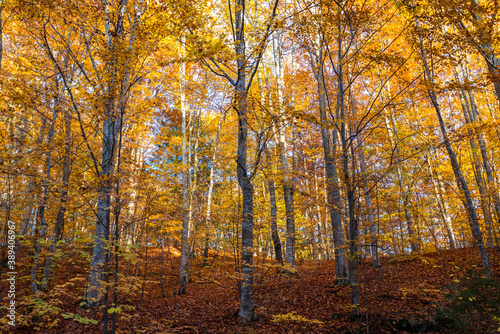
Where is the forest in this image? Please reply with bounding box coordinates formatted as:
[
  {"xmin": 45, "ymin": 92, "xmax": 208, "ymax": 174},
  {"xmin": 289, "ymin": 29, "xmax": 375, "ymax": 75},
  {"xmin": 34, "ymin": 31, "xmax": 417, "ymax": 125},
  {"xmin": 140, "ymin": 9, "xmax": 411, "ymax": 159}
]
[{"xmin": 1, "ymin": 0, "xmax": 500, "ymax": 333}]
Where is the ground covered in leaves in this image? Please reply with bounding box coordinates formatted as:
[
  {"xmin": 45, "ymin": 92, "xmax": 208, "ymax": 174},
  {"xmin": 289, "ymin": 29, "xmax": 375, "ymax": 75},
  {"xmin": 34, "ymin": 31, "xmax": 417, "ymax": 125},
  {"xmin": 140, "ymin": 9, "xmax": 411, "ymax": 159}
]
[{"xmin": 2, "ymin": 246, "xmax": 500, "ymax": 333}]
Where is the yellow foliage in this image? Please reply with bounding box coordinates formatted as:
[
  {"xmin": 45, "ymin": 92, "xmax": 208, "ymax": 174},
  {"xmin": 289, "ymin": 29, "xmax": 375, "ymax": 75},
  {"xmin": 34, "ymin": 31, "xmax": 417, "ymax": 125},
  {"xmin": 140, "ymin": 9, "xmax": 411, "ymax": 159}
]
[{"xmin": 271, "ymin": 311, "xmax": 324, "ymax": 326}]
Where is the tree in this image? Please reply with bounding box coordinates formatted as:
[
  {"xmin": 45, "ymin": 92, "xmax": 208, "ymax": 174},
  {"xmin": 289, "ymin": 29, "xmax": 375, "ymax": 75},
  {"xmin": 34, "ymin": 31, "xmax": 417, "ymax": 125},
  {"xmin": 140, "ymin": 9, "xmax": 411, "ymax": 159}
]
[
  {"xmin": 412, "ymin": 12, "xmax": 491, "ymax": 276},
  {"xmin": 197, "ymin": 0, "xmax": 279, "ymax": 321}
]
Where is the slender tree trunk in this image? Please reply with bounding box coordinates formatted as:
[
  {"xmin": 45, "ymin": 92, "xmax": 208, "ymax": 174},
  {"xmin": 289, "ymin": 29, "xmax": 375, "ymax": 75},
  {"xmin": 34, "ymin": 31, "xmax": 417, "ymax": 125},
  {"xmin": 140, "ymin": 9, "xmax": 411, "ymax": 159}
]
[
  {"xmin": 14, "ymin": 180, "xmax": 35, "ymax": 255},
  {"xmin": 457, "ymin": 83, "xmax": 494, "ymax": 248},
  {"xmin": 310, "ymin": 47, "xmax": 348, "ymax": 281},
  {"xmin": 14, "ymin": 116, "xmax": 46, "ymax": 255},
  {"xmin": 186, "ymin": 113, "xmax": 200, "ymax": 276},
  {"xmin": 40, "ymin": 106, "xmax": 72, "ymax": 290},
  {"xmin": 202, "ymin": 113, "xmax": 225, "ymax": 266},
  {"xmin": 427, "ymin": 154, "xmax": 457, "ymax": 249},
  {"xmin": 258, "ymin": 68, "xmax": 283, "ymax": 265},
  {"xmin": 110, "ymin": 100, "xmax": 126, "ymax": 334},
  {"xmin": 309, "ymin": 160, "xmax": 329, "ymax": 260},
  {"xmin": 291, "ymin": 50, "xmax": 298, "ymax": 260},
  {"xmin": 178, "ymin": 46, "xmax": 191, "ymax": 294},
  {"xmin": 381, "ymin": 109, "xmax": 419, "ymax": 253},
  {"xmin": 272, "ymin": 32, "xmax": 295, "ymax": 268},
  {"xmin": 336, "ymin": 29, "xmax": 359, "ymax": 309},
  {"xmin": 463, "ymin": 76, "xmax": 500, "ymax": 244},
  {"xmin": 418, "ymin": 34, "xmax": 490, "ymax": 276},
  {"xmin": 235, "ymin": 0, "xmax": 256, "ymax": 322},
  {"xmin": 31, "ymin": 103, "xmax": 58, "ymax": 293},
  {"xmin": 268, "ymin": 179, "xmax": 283, "ymax": 264},
  {"xmin": 350, "ymin": 81, "xmax": 378, "ymax": 266},
  {"xmin": 307, "ymin": 210, "xmax": 318, "ymax": 260},
  {"xmin": 211, "ymin": 0, "xmax": 277, "ymax": 321}
]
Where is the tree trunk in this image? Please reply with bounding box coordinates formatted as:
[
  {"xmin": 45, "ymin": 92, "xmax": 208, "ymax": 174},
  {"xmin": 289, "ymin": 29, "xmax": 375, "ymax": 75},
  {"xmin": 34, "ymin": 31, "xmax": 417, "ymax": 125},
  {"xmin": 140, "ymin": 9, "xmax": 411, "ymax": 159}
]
[
  {"xmin": 85, "ymin": 0, "xmax": 127, "ymax": 304},
  {"xmin": 418, "ymin": 34, "xmax": 490, "ymax": 276},
  {"xmin": 204, "ymin": 0, "xmax": 278, "ymax": 321},
  {"xmin": 309, "ymin": 160, "xmax": 329, "ymax": 260},
  {"xmin": 40, "ymin": 105, "xmax": 72, "ymax": 291},
  {"xmin": 381, "ymin": 109, "xmax": 419, "ymax": 253},
  {"xmin": 350, "ymin": 80, "xmax": 378, "ymax": 266},
  {"xmin": 310, "ymin": 44, "xmax": 348, "ymax": 281},
  {"xmin": 258, "ymin": 67, "xmax": 283, "ymax": 265},
  {"xmin": 235, "ymin": 0, "xmax": 256, "ymax": 322},
  {"xmin": 268, "ymin": 179, "xmax": 283, "ymax": 264},
  {"xmin": 336, "ymin": 30, "xmax": 359, "ymax": 309},
  {"xmin": 31, "ymin": 103, "xmax": 58, "ymax": 293},
  {"xmin": 14, "ymin": 115, "xmax": 46, "ymax": 257},
  {"xmin": 427, "ymin": 154, "xmax": 457, "ymax": 249},
  {"xmin": 178, "ymin": 42, "xmax": 191, "ymax": 294},
  {"xmin": 457, "ymin": 83, "xmax": 494, "ymax": 248},
  {"xmin": 202, "ymin": 112, "xmax": 225, "ymax": 266},
  {"xmin": 291, "ymin": 51, "xmax": 299, "ymax": 261},
  {"xmin": 14, "ymin": 180, "xmax": 35, "ymax": 256},
  {"xmin": 86, "ymin": 111, "xmax": 118, "ymax": 304},
  {"xmin": 272, "ymin": 32, "xmax": 295, "ymax": 268},
  {"xmin": 463, "ymin": 75, "xmax": 500, "ymax": 245}
]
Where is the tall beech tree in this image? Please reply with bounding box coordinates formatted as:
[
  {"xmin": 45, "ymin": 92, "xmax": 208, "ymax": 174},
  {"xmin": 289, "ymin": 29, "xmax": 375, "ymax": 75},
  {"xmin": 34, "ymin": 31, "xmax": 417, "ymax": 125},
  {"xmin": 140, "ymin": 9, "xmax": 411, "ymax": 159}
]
[
  {"xmin": 412, "ymin": 13, "xmax": 491, "ymax": 276},
  {"xmin": 198, "ymin": 0, "xmax": 279, "ymax": 321}
]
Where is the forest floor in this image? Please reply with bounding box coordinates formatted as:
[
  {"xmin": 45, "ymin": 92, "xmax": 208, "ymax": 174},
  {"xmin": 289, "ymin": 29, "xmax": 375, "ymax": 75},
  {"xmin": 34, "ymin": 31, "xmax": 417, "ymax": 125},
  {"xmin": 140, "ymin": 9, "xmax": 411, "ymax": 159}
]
[{"xmin": 2, "ymin": 246, "xmax": 500, "ymax": 333}]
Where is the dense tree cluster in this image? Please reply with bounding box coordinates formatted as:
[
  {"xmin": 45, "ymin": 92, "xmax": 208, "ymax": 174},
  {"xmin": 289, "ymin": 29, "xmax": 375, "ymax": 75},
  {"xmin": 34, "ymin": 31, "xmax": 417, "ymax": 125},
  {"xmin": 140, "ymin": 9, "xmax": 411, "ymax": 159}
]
[{"xmin": 0, "ymin": 0, "xmax": 499, "ymax": 330}]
